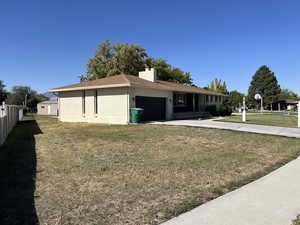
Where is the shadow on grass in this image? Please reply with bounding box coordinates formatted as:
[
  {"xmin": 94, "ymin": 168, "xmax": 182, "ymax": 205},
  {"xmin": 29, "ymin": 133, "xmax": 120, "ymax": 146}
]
[{"xmin": 0, "ymin": 119, "xmax": 42, "ymax": 225}]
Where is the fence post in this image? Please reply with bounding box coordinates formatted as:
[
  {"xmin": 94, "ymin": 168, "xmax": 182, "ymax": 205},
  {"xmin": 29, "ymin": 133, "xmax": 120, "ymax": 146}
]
[{"xmin": 19, "ymin": 108, "xmax": 23, "ymax": 121}]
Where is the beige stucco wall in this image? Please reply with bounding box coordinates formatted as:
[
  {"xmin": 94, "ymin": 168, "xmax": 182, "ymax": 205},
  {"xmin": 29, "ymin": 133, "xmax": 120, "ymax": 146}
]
[
  {"xmin": 58, "ymin": 88, "xmax": 129, "ymax": 124},
  {"xmin": 129, "ymin": 87, "xmax": 173, "ymax": 120},
  {"xmin": 37, "ymin": 103, "xmax": 58, "ymax": 116},
  {"xmin": 58, "ymin": 86, "xmax": 225, "ymax": 124}
]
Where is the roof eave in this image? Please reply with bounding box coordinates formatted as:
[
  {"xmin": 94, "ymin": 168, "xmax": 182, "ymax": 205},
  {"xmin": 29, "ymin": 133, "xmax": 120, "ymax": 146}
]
[
  {"xmin": 49, "ymin": 83, "xmax": 131, "ymax": 92},
  {"xmin": 50, "ymin": 81, "xmax": 225, "ymax": 96},
  {"xmin": 131, "ymin": 83, "xmax": 225, "ymax": 95}
]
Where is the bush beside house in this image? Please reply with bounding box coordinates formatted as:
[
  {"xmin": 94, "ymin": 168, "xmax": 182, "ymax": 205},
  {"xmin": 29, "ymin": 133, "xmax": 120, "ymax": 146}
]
[{"xmin": 206, "ymin": 104, "xmax": 232, "ymax": 117}]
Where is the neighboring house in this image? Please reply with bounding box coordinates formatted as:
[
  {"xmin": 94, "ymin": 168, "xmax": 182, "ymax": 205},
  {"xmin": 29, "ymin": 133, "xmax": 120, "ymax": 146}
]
[
  {"xmin": 275, "ymin": 99, "xmax": 299, "ymax": 111},
  {"xmin": 50, "ymin": 68, "xmax": 225, "ymax": 124},
  {"xmin": 37, "ymin": 97, "xmax": 58, "ymax": 116}
]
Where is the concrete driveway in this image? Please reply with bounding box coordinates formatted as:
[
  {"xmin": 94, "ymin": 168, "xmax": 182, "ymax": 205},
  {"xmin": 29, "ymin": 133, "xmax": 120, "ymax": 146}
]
[{"xmin": 151, "ymin": 119, "xmax": 300, "ymax": 138}]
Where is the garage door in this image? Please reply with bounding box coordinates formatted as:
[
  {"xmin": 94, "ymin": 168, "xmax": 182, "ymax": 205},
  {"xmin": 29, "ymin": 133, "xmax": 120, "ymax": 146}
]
[{"xmin": 135, "ymin": 96, "xmax": 166, "ymax": 121}]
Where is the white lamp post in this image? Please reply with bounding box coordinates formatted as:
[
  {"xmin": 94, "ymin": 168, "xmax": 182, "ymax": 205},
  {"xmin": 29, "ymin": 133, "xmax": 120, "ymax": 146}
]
[{"xmin": 242, "ymin": 97, "xmax": 247, "ymax": 122}]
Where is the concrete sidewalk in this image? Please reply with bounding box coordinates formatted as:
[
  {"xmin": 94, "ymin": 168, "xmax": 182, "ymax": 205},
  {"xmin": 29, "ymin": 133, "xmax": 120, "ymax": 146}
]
[
  {"xmin": 161, "ymin": 156, "xmax": 300, "ymax": 225},
  {"xmin": 151, "ymin": 120, "xmax": 300, "ymax": 138}
]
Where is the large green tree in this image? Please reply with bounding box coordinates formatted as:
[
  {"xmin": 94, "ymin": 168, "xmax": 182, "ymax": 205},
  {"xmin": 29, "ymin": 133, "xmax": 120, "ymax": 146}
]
[
  {"xmin": 206, "ymin": 78, "xmax": 228, "ymax": 94},
  {"xmin": 227, "ymin": 90, "xmax": 245, "ymax": 110},
  {"xmin": 81, "ymin": 40, "xmax": 192, "ymax": 85},
  {"xmin": 84, "ymin": 40, "xmax": 147, "ymax": 80},
  {"xmin": 247, "ymin": 66, "xmax": 281, "ymax": 107},
  {"xmin": 0, "ymin": 80, "xmax": 7, "ymax": 104},
  {"xmin": 145, "ymin": 58, "xmax": 192, "ymax": 85}
]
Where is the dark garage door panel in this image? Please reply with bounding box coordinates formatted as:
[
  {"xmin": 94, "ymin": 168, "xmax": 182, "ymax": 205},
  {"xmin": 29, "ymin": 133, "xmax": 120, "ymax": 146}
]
[{"xmin": 135, "ymin": 96, "xmax": 166, "ymax": 121}]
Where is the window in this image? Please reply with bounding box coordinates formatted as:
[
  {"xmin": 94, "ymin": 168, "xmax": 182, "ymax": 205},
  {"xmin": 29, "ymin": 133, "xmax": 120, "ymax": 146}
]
[
  {"xmin": 94, "ymin": 90, "xmax": 98, "ymax": 114},
  {"xmin": 41, "ymin": 106, "xmax": 45, "ymax": 109},
  {"xmin": 82, "ymin": 90, "xmax": 86, "ymax": 114},
  {"xmin": 206, "ymin": 95, "xmax": 209, "ymax": 103},
  {"xmin": 174, "ymin": 93, "xmax": 187, "ymax": 106}
]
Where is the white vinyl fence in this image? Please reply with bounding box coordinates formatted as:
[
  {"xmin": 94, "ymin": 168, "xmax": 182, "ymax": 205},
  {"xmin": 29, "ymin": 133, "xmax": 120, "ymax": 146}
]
[{"xmin": 0, "ymin": 104, "xmax": 23, "ymax": 146}]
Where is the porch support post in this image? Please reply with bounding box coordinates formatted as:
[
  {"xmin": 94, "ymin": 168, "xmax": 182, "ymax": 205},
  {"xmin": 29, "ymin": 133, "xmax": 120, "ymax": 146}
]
[
  {"xmin": 278, "ymin": 103, "xmax": 281, "ymax": 111},
  {"xmin": 193, "ymin": 94, "xmax": 195, "ymax": 112}
]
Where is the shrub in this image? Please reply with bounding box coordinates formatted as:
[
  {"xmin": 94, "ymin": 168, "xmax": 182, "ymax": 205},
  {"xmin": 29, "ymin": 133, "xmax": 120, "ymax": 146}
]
[
  {"xmin": 205, "ymin": 104, "xmax": 232, "ymax": 117},
  {"xmin": 217, "ymin": 104, "xmax": 232, "ymax": 116},
  {"xmin": 205, "ymin": 105, "xmax": 218, "ymax": 116}
]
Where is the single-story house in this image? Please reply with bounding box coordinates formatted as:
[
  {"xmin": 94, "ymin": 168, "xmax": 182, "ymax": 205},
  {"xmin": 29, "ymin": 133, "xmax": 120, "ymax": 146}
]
[
  {"xmin": 50, "ymin": 68, "xmax": 225, "ymax": 124},
  {"xmin": 37, "ymin": 98, "xmax": 58, "ymax": 116},
  {"xmin": 275, "ymin": 99, "xmax": 299, "ymax": 111}
]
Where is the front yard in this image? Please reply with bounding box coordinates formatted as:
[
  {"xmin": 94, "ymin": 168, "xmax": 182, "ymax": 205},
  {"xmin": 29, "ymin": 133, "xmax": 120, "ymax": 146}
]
[
  {"xmin": 1, "ymin": 115, "xmax": 300, "ymax": 225},
  {"xmin": 221, "ymin": 113, "xmax": 298, "ymax": 128}
]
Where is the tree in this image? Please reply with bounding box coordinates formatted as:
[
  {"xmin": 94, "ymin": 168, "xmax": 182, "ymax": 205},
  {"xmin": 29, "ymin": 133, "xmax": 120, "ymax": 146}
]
[
  {"xmin": 81, "ymin": 40, "xmax": 193, "ymax": 85},
  {"xmin": 6, "ymin": 86, "xmax": 45, "ymax": 111},
  {"xmin": 0, "ymin": 80, "xmax": 7, "ymax": 103},
  {"xmin": 145, "ymin": 58, "xmax": 192, "ymax": 85},
  {"xmin": 226, "ymin": 90, "xmax": 245, "ymax": 110},
  {"xmin": 207, "ymin": 78, "xmax": 228, "ymax": 94},
  {"xmin": 36, "ymin": 94, "xmax": 49, "ymax": 103},
  {"xmin": 247, "ymin": 65, "xmax": 281, "ymax": 108},
  {"xmin": 278, "ymin": 88, "xmax": 299, "ymax": 100},
  {"xmin": 83, "ymin": 40, "xmax": 147, "ymax": 80}
]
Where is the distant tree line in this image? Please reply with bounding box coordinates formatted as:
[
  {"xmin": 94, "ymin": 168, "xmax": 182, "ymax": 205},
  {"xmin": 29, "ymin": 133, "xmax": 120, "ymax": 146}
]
[
  {"xmin": 0, "ymin": 81, "xmax": 48, "ymax": 111},
  {"xmin": 206, "ymin": 65, "xmax": 299, "ymax": 111},
  {"xmin": 82, "ymin": 41, "xmax": 299, "ymax": 110}
]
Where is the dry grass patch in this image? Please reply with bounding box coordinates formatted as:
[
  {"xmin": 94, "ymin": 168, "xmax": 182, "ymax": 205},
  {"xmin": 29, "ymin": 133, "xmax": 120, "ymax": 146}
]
[{"xmin": 1, "ymin": 115, "xmax": 300, "ymax": 225}]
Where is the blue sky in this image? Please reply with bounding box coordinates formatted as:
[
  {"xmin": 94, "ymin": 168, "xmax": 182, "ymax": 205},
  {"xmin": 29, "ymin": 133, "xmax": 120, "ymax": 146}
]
[{"xmin": 1, "ymin": 0, "xmax": 299, "ymax": 94}]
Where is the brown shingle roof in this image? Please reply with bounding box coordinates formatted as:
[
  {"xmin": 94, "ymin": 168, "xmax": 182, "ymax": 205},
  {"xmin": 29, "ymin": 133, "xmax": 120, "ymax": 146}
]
[{"xmin": 51, "ymin": 74, "xmax": 225, "ymax": 96}]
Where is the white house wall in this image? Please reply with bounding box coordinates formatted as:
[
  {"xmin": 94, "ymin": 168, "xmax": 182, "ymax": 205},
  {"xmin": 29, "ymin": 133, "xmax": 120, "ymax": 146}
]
[
  {"xmin": 58, "ymin": 88, "xmax": 129, "ymax": 124},
  {"xmin": 37, "ymin": 103, "xmax": 58, "ymax": 115}
]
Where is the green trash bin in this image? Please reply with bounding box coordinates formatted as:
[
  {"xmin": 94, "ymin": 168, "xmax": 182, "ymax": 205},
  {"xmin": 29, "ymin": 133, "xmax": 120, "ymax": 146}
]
[{"xmin": 130, "ymin": 108, "xmax": 144, "ymax": 123}]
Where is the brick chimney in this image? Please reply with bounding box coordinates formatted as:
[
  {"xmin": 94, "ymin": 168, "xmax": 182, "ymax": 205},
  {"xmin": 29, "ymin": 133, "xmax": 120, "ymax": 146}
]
[{"xmin": 138, "ymin": 68, "xmax": 157, "ymax": 82}]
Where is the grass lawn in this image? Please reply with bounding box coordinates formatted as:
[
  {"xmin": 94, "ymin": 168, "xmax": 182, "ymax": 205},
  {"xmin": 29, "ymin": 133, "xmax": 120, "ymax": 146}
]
[
  {"xmin": 1, "ymin": 115, "xmax": 300, "ymax": 225},
  {"xmin": 220, "ymin": 113, "xmax": 298, "ymax": 128}
]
